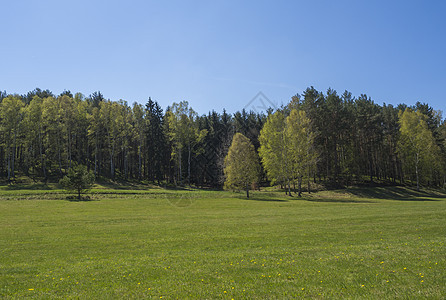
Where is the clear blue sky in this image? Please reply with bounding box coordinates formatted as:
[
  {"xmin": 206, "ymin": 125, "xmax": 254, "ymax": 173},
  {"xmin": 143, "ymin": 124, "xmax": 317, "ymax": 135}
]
[{"xmin": 1, "ymin": 0, "xmax": 445, "ymax": 115}]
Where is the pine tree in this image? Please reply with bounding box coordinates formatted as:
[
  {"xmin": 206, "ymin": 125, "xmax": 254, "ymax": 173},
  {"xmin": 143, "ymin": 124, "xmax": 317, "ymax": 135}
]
[
  {"xmin": 145, "ymin": 98, "xmax": 167, "ymax": 183},
  {"xmin": 60, "ymin": 164, "xmax": 95, "ymax": 200}
]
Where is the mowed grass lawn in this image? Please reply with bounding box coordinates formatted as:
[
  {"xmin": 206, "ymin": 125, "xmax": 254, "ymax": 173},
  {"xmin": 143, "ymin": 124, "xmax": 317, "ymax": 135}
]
[{"xmin": 0, "ymin": 185, "xmax": 445, "ymax": 299}]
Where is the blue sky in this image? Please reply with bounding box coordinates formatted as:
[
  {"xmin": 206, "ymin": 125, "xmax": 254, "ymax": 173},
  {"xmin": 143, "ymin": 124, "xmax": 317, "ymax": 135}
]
[{"xmin": 1, "ymin": 0, "xmax": 445, "ymax": 115}]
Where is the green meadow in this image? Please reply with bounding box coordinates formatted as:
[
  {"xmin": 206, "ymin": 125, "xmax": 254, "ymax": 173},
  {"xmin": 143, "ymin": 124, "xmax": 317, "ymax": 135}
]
[{"xmin": 0, "ymin": 184, "xmax": 445, "ymax": 299}]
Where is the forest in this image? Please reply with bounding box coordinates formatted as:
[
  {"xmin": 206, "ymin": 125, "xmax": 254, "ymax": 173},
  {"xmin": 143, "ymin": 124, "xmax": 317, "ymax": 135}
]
[{"xmin": 0, "ymin": 87, "xmax": 445, "ymax": 191}]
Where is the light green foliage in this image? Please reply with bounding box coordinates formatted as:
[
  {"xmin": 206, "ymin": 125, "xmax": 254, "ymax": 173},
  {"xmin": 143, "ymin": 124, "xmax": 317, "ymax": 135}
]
[
  {"xmin": 0, "ymin": 96, "xmax": 25, "ymax": 180},
  {"xmin": 259, "ymin": 109, "xmax": 316, "ymax": 195},
  {"xmin": 258, "ymin": 111, "xmax": 289, "ymax": 186},
  {"xmin": 398, "ymin": 109, "xmax": 442, "ymax": 190},
  {"xmin": 286, "ymin": 110, "xmax": 316, "ymax": 195},
  {"xmin": 99, "ymin": 100, "xmax": 123, "ymax": 177},
  {"xmin": 0, "ymin": 96, "xmax": 24, "ymax": 133},
  {"xmin": 167, "ymin": 101, "xmax": 207, "ymax": 184},
  {"xmin": 224, "ymin": 133, "xmax": 260, "ymax": 197},
  {"xmin": 286, "ymin": 110, "xmax": 314, "ymax": 175},
  {"xmin": 133, "ymin": 103, "xmax": 146, "ymax": 179},
  {"xmin": 42, "ymin": 96, "xmax": 65, "ymax": 173},
  {"xmin": 23, "ymin": 96, "xmax": 46, "ymax": 177},
  {"xmin": 59, "ymin": 164, "xmax": 95, "ymax": 200}
]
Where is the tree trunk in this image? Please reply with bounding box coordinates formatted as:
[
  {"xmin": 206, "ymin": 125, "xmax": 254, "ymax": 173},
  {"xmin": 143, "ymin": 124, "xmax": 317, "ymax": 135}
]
[
  {"xmin": 39, "ymin": 130, "xmax": 46, "ymax": 179},
  {"xmin": 178, "ymin": 146, "xmax": 182, "ymax": 185},
  {"xmin": 7, "ymin": 147, "xmax": 11, "ymax": 183},
  {"xmin": 67, "ymin": 130, "xmax": 72, "ymax": 169},
  {"xmin": 57, "ymin": 134, "xmax": 63, "ymax": 175},
  {"xmin": 415, "ymin": 153, "xmax": 420, "ymax": 192},
  {"xmin": 246, "ymin": 183, "xmax": 249, "ymax": 198},
  {"xmin": 308, "ymin": 166, "xmax": 311, "ymax": 194},
  {"xmin": 110, "ymin": 148, "xmax": 114, "ymax": 178},
  {"xmin": 12, "ymin": 133, "xmax": 17, "ymax": 178},
  {"xmin": 124, "ymin": 146, "xmax": 128, "ymax": 179},
  {"xmin": 298, "ymin": 175, "xmax": 303, "ymax": 197},
  {"xmin": 94, "ymin": 134, "xmax": 98, "ymax": 177},
  {"xmin": 188, "ymin": 143, "xmax": 191, "ymax": 186},
  {"xmin": 138, "ymin": 141, "xmax": 142, "ymax": 180}
]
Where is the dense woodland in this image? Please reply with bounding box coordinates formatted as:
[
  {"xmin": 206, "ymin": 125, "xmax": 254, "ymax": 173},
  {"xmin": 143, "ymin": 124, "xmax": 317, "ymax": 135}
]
[{"xmin": 0, "ymin": 87, "xmax": 445, "ymax": 191}]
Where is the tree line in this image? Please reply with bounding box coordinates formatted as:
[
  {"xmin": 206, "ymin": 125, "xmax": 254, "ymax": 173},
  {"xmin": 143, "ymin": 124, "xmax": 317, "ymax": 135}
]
[{"xmin": 0, "ymin": 87, "xmax": 445, "ymax": 191}]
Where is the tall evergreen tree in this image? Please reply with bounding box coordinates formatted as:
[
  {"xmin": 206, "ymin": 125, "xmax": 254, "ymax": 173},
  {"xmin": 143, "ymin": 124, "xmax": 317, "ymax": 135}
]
[{"xmin": 145, "ymin": 98, "xmax": 167, "ymax": 183}]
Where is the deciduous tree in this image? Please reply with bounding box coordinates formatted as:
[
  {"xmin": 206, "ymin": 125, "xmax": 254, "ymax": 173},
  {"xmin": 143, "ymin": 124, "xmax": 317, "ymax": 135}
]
[
  {"xmin": 286, "ymin": 109, "xmax": 316, "ymax": 196},
  {"xmin": 398, "ymin": 109, "xmax": 441, "ymax": 191},
  {"xmin": 0, "ymin": 96, "xmax": 24, "ymax": 181},
  {"xmin": 224, "ymin": 133, "xmax": 260, "ymax": 198}
]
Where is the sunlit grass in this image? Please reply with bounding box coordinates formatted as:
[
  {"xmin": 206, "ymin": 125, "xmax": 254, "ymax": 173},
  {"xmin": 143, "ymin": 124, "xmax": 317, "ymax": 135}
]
[{"xmin": 0, "ymin": 185, "xmax": 445, "ymax": 298}]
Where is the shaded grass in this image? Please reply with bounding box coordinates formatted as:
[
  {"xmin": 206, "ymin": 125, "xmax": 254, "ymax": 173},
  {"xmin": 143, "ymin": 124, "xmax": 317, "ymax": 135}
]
[
  {"xmin": 0, "ymin": 185, "xmax": 445, "ymax": 298},
  {"xmin": 346, "ymin": 186, "xmax": 446, "ymax": 201}
]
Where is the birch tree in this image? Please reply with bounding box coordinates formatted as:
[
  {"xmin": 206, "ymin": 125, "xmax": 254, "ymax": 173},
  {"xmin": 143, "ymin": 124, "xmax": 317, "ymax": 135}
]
[
  {"xmin": 258, "ymin": 111, "xmax": 292, "ymax": 195},
  {"xmin": 224, "ymin": 133, "xmax": 260, "ymax": 198},
  {"xmin": 286, "ymin": 109, "xmax": 315, "ymax": 196},
  {"xmin": 0, "ymin": 96, "xmax": 24, "ymax": 181},
  {"xmin": 398, "ymin": 109, "xmax": 441, "ymax": 191}
]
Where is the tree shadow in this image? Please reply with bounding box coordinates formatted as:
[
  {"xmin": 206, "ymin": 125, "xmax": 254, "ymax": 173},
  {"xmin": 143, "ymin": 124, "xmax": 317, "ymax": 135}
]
[
  {"xmin": 2, "ymin": 183, "xmax": 54, "ymax": 191},
  {"xmin": 346, "ymin": 186, "xmax": 444, "ymax": 202},
  {"xmin": 65, "ymin": 195, "xmax": 97, "ymax": 202},
  {"xmin": 306, "ymin": 198, "xmax": 376, "ymax": 204},
  {"xmin": 238, "ymin": 196, "xmax": 289, "ymax": 202},
  {"xmin": 163, "ymin": 185, "xmax": 194, "ymax": 191}
]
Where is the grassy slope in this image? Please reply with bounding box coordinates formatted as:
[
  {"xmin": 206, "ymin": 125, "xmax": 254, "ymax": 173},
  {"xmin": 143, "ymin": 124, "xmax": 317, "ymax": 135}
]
[{"xmin": 0, "ymin": 185, "xmax": 445, "ymax": 299}]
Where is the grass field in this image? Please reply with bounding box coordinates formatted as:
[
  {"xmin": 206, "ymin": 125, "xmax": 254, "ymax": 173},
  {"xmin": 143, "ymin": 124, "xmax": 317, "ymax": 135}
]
[{"xmin": 0, "ymin": 184, "xmax": 445, "ymax": 299}]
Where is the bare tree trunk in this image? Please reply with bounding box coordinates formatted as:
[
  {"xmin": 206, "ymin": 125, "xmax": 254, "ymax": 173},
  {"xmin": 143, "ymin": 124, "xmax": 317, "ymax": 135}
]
[
  {"xmin": 110, "ymin": 144, "xmax": 115, "ymax": 178},
  {"xmin": 39, "ymin": 130, "xmax": 46, "ymax": 179},
  {"xmin": 56, "ymin": 131, "xmax": 63, "ymax": 175},
  {"xmin": 415, "ymin": 153, "xmax": 420, "ymax": 192},
  {"xmin": 12, "ymin": 133, "xmax": 17, "ymax": 179},
  {"xmin": 178, "ymin": 146, "xmax": 182, "ymax": 185},
  {"xmin": 308, "ymin": 165, "xmax": 311, "ymax": 194},
  {"xmin": 188, "ymin": 143, "xmax": 191, "ymax": 186},
  {"xmin": 138, "ymin": 141, "xmax": 142, "ymax": 180},
  {"xmin": 67, "ymin": 130, "xmax": 72, "ymax": 169},
  {"xmin": 7, "ymin": 147, "xmax": 11, "ymax": 183},
  {"xmin": 94, "ymin": 137, "xmax": 98, "ymax": 177},
  {"xmin": 123, "ymin": 146, "xmax": 128, "ymax": 179},
  {"xmin": 298, "ymin": 175, "xmax": 303, "ymax": 197}
]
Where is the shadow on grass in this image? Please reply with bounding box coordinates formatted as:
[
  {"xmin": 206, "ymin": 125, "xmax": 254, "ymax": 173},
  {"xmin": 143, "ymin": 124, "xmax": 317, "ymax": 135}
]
[
  {"xmin": 2, "ymin": 183, "xmax": 54, "ymax": 191},
  {"xmin": 346, "ymin": 186, "xmax": 444, "ymax": 201},
  {"xmin": 95, "ymin": 180, "xmax": 149, "ymax": 190},
  {"xmin": 306, "ymin": 198, "xmax": 376, "ymax": 204},
  {"xmin": 232, "ymin": 193, "xmax": 289, "ymax": 202},
  {"xmin": 163, "ymin": 185, "xmax": 195, "ymax": 191},
  {"xmin": 65, "ymin": 196, "xmax": 98, "ymax": 202},
  {"xmin": 242, "ymin": 197, "xmax": 289, "ymax": 202}
]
